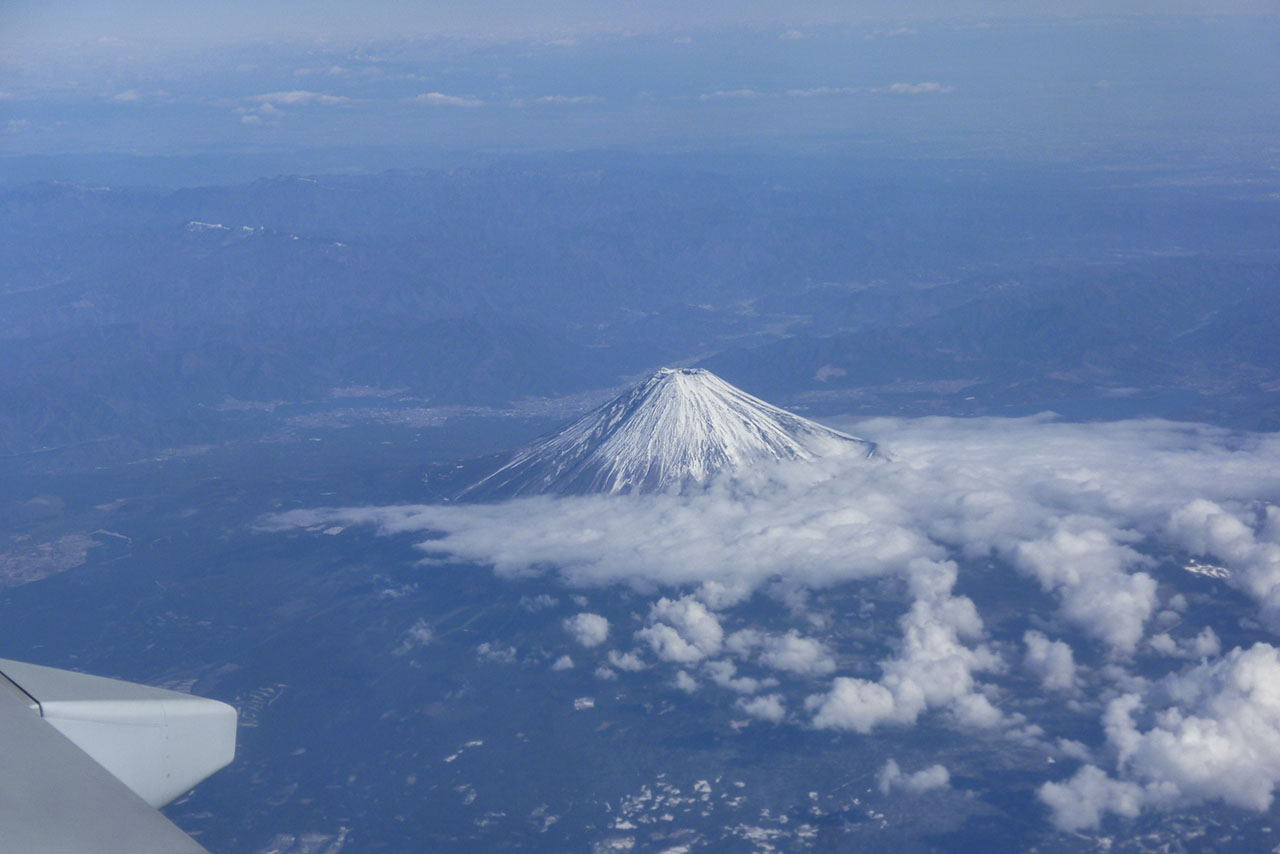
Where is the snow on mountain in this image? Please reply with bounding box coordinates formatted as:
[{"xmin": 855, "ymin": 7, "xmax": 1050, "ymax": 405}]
[{"xmin": 462, "ymin": 368, "xmax": 875, "ymax": 498}]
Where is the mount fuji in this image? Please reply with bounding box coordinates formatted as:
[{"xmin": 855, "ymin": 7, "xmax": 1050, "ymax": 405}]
[{"xmin": 461, "ymin": 367, "xmax": 875, "ymax": 498}]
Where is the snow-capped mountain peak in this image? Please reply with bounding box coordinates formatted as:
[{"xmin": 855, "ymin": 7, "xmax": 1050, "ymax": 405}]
[{"xmin": 463, "ymin": 367, "xmax": 874, "ymax": 497}]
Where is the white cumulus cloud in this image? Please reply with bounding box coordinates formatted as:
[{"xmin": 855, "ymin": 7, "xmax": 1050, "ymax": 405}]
[
  {"xmin": 726, "ymin": 628, "xmax": 835, "ymax": 676},
  {"xmin": 1024, "ymin": 630, "xmax": 1079, "ymax": 692},
  {"xmin": 607, "ymin": 649, "xmax": 647, "ymax": 672},
  {"xmin": 738, "ymin": 693, "xmax": 787, "ymax": 723},
  {"xmin": 564, "ymin": 612, "xmax": 609, "ymax": 648},
  {"xmin": 1012, "ymin": 522, "xmax": 1156, "ymax": 654},
  {"xmin": 878, "ymin": 759, "xmax": 950, "ymax": 795},
  {"xmin": 637, "ymin": 596, "xmax": 724, "ymax": 663},
  {"xmin": 1168, "ymin": 499, "xmax": 1280, "ymax": 627},
  {"xmin": 806, "ymin": 575, "xmax": 1002, "ymax": 733},
  {"xmin": 673, "ymin": 670, "xmax": 699, "ymax": 693},
  {"xmin": 1040, "ymin": 643, "xmax": 1280, "ymax": 829},
  {"xmin": 1039, "ymin": 765, "xmax": 1143, "ymax": 831},
  {"xmin": 705, "ymin": 659, "xmax": 774, "ymax": 694},
  {"xmin": 757, "ymin": 630, "xmax": 836, "ymax": 676},
  {"xmin": 1147, "ymin": 626, "xmax": 1221, "ymax": 660}
]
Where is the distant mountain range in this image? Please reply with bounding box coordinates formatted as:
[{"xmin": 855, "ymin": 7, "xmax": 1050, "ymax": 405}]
[{"xmin": 461, "ymin": 368, "xmax": 874, "ymax": 498}]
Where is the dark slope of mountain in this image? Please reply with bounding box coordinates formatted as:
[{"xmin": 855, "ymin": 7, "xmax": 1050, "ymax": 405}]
[{"xmin": 461, "ymin": 368, "xmax": 874, "ymax": 499}]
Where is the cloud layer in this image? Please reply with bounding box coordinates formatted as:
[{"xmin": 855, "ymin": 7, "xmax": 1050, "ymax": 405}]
[
  {"xmin": 265, "ymin": 415, "xmax": 1280, "ymax": 829},
  {"xmin": 268, "ymin": 417, "xmax": 1280, "ymax": 644}
]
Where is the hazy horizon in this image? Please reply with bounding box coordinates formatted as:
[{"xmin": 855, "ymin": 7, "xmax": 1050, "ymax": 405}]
[{"xmin": 4, "ymin": 7, "xmax": 1278, "ymax": 186}]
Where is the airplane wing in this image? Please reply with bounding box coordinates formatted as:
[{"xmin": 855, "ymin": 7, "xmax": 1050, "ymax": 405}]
[{"xmin": 0, "ymin": 658, "xmax": 237, "ymax": 853}]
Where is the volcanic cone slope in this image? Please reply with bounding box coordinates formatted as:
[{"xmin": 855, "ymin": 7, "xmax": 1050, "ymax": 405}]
[{"xmin": 463, "ymin": 368, "xmax": 875, "ymax": 498}]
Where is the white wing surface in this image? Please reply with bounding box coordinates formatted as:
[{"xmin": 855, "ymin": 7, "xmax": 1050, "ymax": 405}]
[{"xmin": 0, "ymin": 658, "xmax": 236, "ymax": 853}]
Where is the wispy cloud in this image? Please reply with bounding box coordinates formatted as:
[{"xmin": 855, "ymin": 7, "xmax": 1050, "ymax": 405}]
[
  {"xmin": 784, "ymin": 86, "xmax": 861, "ymax": 98},
  {"xmin": 698, "ymin": 89, "xmax": 766, "ymax": 102},
  {"xmin": 248, "ymin": 90, "xmax": 352, "ymax": 106},
  {"xmin": 533, "ymin": 94, "xmax": 602, "ymax": 105},
  {"xmin": 234, "ymin": 99, "xmax": 285, "ymax": 126},
  {"xmin": 865, "ymin": 27, "xmax": 920, "ymax": 40},
  {"xmin": 392, "ymin": 618, "xmax": 433, "ymax": 655},
  {"xmin": 509, "ymin": 94, "xmax": 604, "ymax": 108},
  {"xmin": 412, "ymin": 91, "xmax": 484, "ymax": 107},
  {"xmin": 699, "ymin": 87, "xmax": 862, "ymax": 102},
  {"xmin": 293, "ymin": 65, "xmax": 374, "ymax": 79},
  {"xmin": 874, "ymin": 82, "xmax": 954, "ymax": 95}
]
